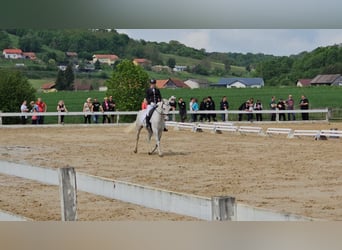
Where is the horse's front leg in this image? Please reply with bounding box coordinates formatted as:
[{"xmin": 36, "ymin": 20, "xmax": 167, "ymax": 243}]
[{"xmin": 155, "ymin": 130, "xmax": 163, "ymax": 157}]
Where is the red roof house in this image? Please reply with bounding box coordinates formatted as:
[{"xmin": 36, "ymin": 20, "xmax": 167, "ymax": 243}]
[{"xmin": 2, "ymin": 49, "xmax": 23, "ymax": 59}]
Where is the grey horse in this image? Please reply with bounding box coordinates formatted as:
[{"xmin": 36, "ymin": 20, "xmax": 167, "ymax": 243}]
[{"xmin": 134, "ymin": 99, "xmax": 170, "ymax": 156}]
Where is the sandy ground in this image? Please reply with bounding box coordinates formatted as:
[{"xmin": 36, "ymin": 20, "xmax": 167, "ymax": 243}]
[{"xmin": 0, "ymin": 121, "xmax": 342, "ymax": 221}]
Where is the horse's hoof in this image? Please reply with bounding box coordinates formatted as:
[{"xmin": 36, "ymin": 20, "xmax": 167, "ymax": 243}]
[
  {"xmin": 148, "ymin": 152, "xmax": 152, "ymax": 155},
  {"xmin": 134, "ymin": 150, "xmax": 137, "ymax": 154}
]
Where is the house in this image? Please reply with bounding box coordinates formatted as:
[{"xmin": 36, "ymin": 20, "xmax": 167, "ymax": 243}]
[
  {"xmin": 184, "ymin": 79, "xmax": 209, "ymax": 89},
  {"xmin": 92, "ymin": 54, "xmax": 119, "ymax": 65},
  {"xmin": 156, "ymin": 78, "xmax": 190, "ymax": 89},
  {"xmin": 151, "ymin": 65, "xmax": 172, "ymax": 73},
  {"xmin": 73, "ymin": 82, "xmax": 93, "ymax": 91},
  {"xmin": 133, "ymin": 58, "xmax": 151, "ymax": 68},
  {"xmin": 66, "ymin": 52, "xmax": 78, "ymax": 58},
  {"xmin": 2, "ymin": 49, "xmax": 23, "ymax": 59},
  {"xmin": 212, "ymin": 78, "xmax": 264, "ymax": 88},
  {"xmin": 22, "ymin": 52, "xmax": 36, "ymax": 60},
  {"xmin": 296, "ymin": 79, "xmax": 312, "ymax": 87},
  {"xmin": 310, "ymin": 74, "xmax": 342, "ymax": 86},
  {"xmin": 173, "ymin": 65, "xmax": 187, "ymax": 72},
  {"xmin": 41, "ymin": 82, "xmax": 57, "ymax": 93}
]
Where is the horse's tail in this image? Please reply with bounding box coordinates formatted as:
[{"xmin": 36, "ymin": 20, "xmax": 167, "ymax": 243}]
[
  {"xmin": 125, "ymin": 110, "xmax": 144, "ymax": 133},
  {"xmin": 124, "ymin": 121, "xmax": 136, "ymax": 133}
]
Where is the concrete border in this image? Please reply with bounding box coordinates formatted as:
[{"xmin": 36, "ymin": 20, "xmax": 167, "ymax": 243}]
[{"xmin": 0, "ymin": 160, "xmax": 314, "ymax": 221}]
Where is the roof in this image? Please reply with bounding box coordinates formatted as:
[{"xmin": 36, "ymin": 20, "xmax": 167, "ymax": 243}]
[
  {"xmin": 66, "ymin": 52, "xmax": 78, "ymax": 57},
  {"xmin": 310, "ymin": 74, "xmax": 341, "ymax": 85},
  {"xmin": 215, "ymin": 78, "xmax": 264, "ymax": 87},
  {"xmin": 22, "ymin": 52, "xmax": 36, "ymax": 59},
  {"xmin": 133, "ymin": 58, "xmax": 151, "ymax": 64},
  {"xmin": 3, "ymin": 49, "xmax": 23, "ymax": 54},
  {"xmin": 41, "ymin": 82, "xmax": 56, "ymax": 90},
  {"xmin": 156, "ymin": 78, "xmax": 190, "ymax": 89},
  {"xmin": 297, "ymin": 79, "xmax": 312, "ymax": 86},
  {"xmin": 93, "ymin": 54, "xmax": 119, "ymax": 60}
]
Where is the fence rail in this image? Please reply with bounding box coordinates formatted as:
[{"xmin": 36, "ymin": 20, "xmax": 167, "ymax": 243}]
[{"xmin": 0, "ymin": 108, "xmax": 330, "ymax": 125}]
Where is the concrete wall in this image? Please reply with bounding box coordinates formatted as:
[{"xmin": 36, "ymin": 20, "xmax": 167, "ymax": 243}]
[{"xmin": 0, "ymin": 160, "xmax": 313, "ymax": 221}]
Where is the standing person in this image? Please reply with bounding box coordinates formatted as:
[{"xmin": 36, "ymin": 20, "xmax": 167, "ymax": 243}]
[
  {"xmin": 108, "ymin": 95, "xmax": 116, "ymax": 123},
  {"xmin": 57, "ymin": 100, "xmax": 68, "ymax": 124},
  {"xmin": 145, "ymin": 79, "xmax": 162, "ymax": 130},
  {"xmin": 299, "ymin": 95, "xmax": 309, "ymax": 120},
  {"xmin": 168, "ymin": 96, "xmax": 177, "ymax": 121},
  {"xmin": 286, "ymin": 94, "xmax": 296, "ymax": 121},
  {"xmin": 20, "ymin": 100, "xmax": 29, "ymax": 124},
  {"xmin": 178, "ymin": 97, "xmax": 187, "ymax": 122},
  {"xmin": 36, "ymin": 97, "xmax": 47, "ymax": 124},
  {"xmin": 199, "ymin": 97, "xmax": 207, "ymax": 122},
  {"xmin": 253, "ymin": 99, "xmax": 263, "ymax": 121},
  {"xmin": 238, "ymin": 100, "xmax": 249, "ymax": 121},
  {"xmin": 102, "ymin": 97, "xmax": 111, "ymax": 123},
  {"xmin": 92, "ymin": 97, "xmax": 103, "ymax": 124},
  {"xmin": 277, "ymin": 98, "xmax": 286, "ymax": 121},
  {"xmin": 207, "ymin": 96, "xmax": 217, "ymax": 122},
  {"xmin": 141, "ymin": 98, "xmax": 148, "ymax": 110},
  {"xmin": 190, "ymin": 97, "xmax": 199, "ymax": 122},
  {"xmin": 269, "ymin": 96, "xmax": 277, "ymax": 121},
  {"xmin": 219, "ymin": 96, "xmax": 229, "ymax": 122},
  {"xmin": 83, "ymin": 97, "xmax": 92, "ymax": 124},
  {"xmin": 30, "ymin": 101, "xmax": 39, "ymax": 125}
]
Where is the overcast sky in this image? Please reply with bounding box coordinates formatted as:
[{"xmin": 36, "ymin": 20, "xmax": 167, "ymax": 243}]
[{"xmin": 116, "ymin": 29, "xmax": 342, "ymax": 56}]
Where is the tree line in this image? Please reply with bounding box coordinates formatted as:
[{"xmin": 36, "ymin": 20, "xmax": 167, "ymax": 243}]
[{"xmin": 0, "ymin": 29, "xmax": 341, "ymax": 86}]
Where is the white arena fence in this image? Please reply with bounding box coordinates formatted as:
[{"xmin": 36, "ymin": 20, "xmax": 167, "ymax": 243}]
[
  {"xmin": 0, "ymin": 108, "xmax": 330, "ymax": 125},
  {"xmin": 0, "ymin": 160, "xmax": 315, "ymax": 221}
]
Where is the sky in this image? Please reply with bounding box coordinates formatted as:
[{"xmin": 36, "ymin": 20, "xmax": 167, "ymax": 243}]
[{"xmin": 116, "ymin": 29, "xmax": 342, "ymax": 56}]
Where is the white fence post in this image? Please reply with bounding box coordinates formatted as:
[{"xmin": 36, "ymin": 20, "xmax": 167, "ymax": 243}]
[
  {"xmin": 58, "ymin": 167, "xmax": 77, "ymax": 221},
  {"xmin": 0, "ymin": 110, "xmax": 2, "ymax": 125},
  {"xmin": 211, "ymin": 196, "xmax": 236, "ymax": 221}
]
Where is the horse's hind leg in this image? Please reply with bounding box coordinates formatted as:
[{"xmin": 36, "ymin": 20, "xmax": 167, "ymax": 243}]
[
  {"xmin": 156, "ymin": 131, "xmax": 163, "ymax": 157},
  {"xmin": 134, "ymin": 126, "xmax": 142, "ymax": 153}
]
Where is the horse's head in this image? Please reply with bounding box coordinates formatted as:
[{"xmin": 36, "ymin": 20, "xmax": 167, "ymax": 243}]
[{"xmin": 158, "ymin": 99, "xmax": 171, "ymax": 115}]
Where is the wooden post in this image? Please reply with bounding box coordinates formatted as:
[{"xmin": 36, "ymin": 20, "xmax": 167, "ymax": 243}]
[
  {"xmin": 211, "ymin": 196, "xmax": 236, "ymax": 221},
  {"xmin": 58, "ymin": 167, "xmax": 77, "ymax": 221}
]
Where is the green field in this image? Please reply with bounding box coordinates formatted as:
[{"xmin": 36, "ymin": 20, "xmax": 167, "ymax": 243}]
[{"xmin": 34, "ymin": 86, "xmax": 342, "ymax": 124}]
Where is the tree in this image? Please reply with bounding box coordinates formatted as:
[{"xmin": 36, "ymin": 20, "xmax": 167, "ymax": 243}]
[
  {"xmin": 55, "ymin": 69, "xmax": 66, "ymax": 90},
  {"xmin": 167, "ymin": 57, "xmax": 176, "ymax": 69},
  {"xmin": 0, "ymin": 69, "xmax": 36, "ymax": 124},
  {"xmin": 64, "ymin": 64, "xmax": 75, "ymax": 90},
  {"xmin": 105, "ymin": 60, "xmax": 149, "ymax": 121}
]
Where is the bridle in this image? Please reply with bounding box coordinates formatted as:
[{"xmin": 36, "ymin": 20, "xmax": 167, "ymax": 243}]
[{"xmin": 155, "ymin": 101, "xmax": 170, "ymax": 115}]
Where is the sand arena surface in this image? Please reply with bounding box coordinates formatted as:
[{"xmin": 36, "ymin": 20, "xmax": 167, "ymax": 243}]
[{"xmin": 0, "ymin": 122, "xmax": 342, "ymax": 221}]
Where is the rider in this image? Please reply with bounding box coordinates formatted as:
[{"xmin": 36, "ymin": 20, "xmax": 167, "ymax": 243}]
[{"xmin": 145, "ymin": 79, "xmax": 168, "ymax": 131}]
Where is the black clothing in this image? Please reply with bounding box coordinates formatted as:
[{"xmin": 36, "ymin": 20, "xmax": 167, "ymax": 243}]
[
  {"xmin": 178, "ymin": 100, "xmax": 187, "ymax": 122},
  {"xmin": 299, "ymin": 97, "xmax": 309, "ymax": 120},
  {"xmin": 146, "ymin": 87, "xmax": 162, "ymax": 104}
]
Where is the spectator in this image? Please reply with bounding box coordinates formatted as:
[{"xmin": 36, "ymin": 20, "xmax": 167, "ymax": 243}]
[
  {"xmin": 102, "ymin": 97, "xmax": 111, "ymax": 123},
  {"xmin": 57, "ymin": 100, "xmax": 68, "ymax": 124},
  {"xmin": 20, "ymin": 100, "xmax": 29, "ymax": 124},
  {"xmin": 299, "ymin": 95, "xmax": 309, "ymax": 120},
  {"xmin": 269, "ymin": 96, "xmax": 277, "ymax": 121},
  {"xmin": 178, "ymin": 97, "xmax": 187, "ymax": 122},
  {"xmin": 168, "ymin": 96, "xmax": 177, "ymax": 121},
  {"xmin": 199, "ymin": 97, "xmax": 207, "ymax": 122},
  {"xmin": 108, "ymin": 95, "xmax": 116, "ymax": 123},
  {"xmin": 141, "ymin": 98, "xmax": 148, "ymax": 110},
  {"xmin": 36, "ymin": 97, "xmax": 47, "ymax": 124},
  {"xmin": 190, "ymin": 97, "xmax": 199, "ymax": 122},
  {"xmin": 277, "ymin": 98, "xmax": 286, "ymax": 121},
  {"xmin": 286, "ymin": 94, "xmax": 296, "ymax": 121},
  {"xmin": 247, "ymin": 100, "xmax": 254, "ymax": 122},
  {"xmin": 30, "ymin": 101, "xmax": 39, "ymax": 125},
  {"xmin": 92, "ymin": 97, "xmax": 103, "ymax": 123},
  {"xmin": 83, "ymin": 97, "xmax": 92, "ymax": 124},
  {"xmin": 206, "ymin": 96, "xmax": 217, "ymax": 122},
  {"xmin": 238, "ymin": 100, "xmax": 249, "ymax": 121},
  {"xmin": 253, "ymin": 99, "xmax": 263, "ymax": 121},
  {"xmin": 219, "ymin": 96, "xmax": 229, "ymax": 121}
]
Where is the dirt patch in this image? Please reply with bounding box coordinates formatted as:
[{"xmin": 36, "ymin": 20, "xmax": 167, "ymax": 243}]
[{"xmin": 1, "ymin": 122, "xmax": 342, "ymax": 220}]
